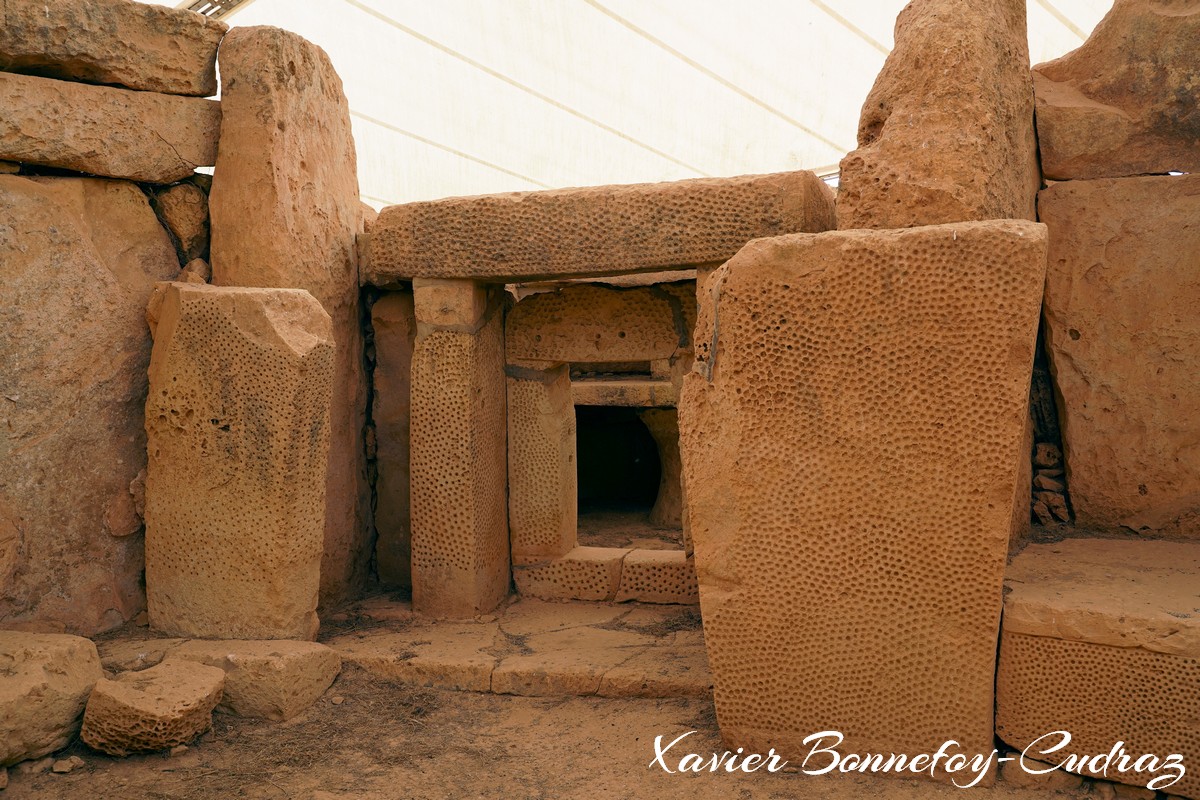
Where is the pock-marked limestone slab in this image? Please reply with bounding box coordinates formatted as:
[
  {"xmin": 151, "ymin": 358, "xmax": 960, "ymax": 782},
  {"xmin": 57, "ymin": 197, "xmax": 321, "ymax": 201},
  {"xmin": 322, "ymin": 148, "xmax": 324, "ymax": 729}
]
[
  {"xmin": 997, "ymin": 539, "xmax": 1200, "ymax": 798},
  {"xmin": 680, "ymin": 220, "xmax": 1047, "ymax": 776},
  {"xmin": 144, "ymin": 283, "xmax": 334, "ymax": 640},
  {"xmin": 364, "ymin": 171, "xmax": 835, "ymax": 283}
]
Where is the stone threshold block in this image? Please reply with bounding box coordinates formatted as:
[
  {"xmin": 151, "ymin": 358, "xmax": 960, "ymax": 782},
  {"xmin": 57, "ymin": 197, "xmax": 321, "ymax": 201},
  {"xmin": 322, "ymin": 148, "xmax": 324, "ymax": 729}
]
[
  {"xmin": 513, "ymin": 547, "xmax": 628, "ymax": 602},
  {"xmin": 1040, "ymin": 174, "xmax": 1200, "ymax": 537},
  {"xmin": 363, "ymin": 171, "xmax": 835, "ymax": 284},
  {"xmin": 0, "ymin": 0, "xmax": 227, "ymax": 96},
  {"xmin": 0, "ymin": 72, "xmax": 220, "ymax": 184},
  {"xmin": 615, "ymin": 550, "xmax": 698, "ymax": 604},
  {"xmin": 997, "ymin": 539, "xmax": 1200, "ymax": 799},
  {"xmin": 144, "ymin": 283, "xmax": 334, "ymax": 640},
  {"xmin": 410, "ymin": 281, "xmax": 509, "ymax": 618},
  {"xmin": 680, "ymin": 219, "xmax": 1047, "ymax": 777}
]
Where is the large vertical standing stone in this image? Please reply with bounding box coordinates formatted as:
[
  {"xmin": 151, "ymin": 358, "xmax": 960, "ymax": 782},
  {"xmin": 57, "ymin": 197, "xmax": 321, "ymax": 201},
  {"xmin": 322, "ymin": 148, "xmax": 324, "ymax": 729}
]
[
  {"xmin": 679, "ymin": 220, "xmax": 1047, "ymax": 772},
  {"xmin": 410, "ymin": 280, "xmax": 509, "ymax": 618},
  {"xmin": 1041, "ymin": 174, "xmax": 1200, "ymax": 537},
  {"xmin": 0, "ymin": 176, "xmax": 180, "ymax": 635},
  {"xmin": 209, "ymin": 26, "xmax": 370, "ymax": 605},
  {"xmin": 370, "ymin": 290, "xmax": 417, "ymax": 588},
  {"xmin": 836, "ymin": 0, "xmax": 1039, "ymax": 230},
  {"xmin": 144, "ymin": 283, "xmax": 334, "ymax": 640}
]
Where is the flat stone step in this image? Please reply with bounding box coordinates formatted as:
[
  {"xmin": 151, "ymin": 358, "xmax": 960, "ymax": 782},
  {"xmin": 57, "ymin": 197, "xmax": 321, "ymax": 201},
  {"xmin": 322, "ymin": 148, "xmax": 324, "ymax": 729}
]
[
  {"xmin": 324, "ymin": 598, "xmax": 711, "ymax": 699},
  {"xmin": 997, "ymin": 538, "xmax": 1200, "ymax": 799}
]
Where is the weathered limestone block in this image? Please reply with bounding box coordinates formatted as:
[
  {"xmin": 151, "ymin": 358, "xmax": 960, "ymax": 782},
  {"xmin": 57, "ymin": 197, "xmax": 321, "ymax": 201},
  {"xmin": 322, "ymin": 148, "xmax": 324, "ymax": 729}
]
[
  {"xmin": 0, "ymin": 176, "xmax": 180, "ymax": 634},
  {"xmin": 508, "ymin": 365, "xmax": 577, "ymax": 564},
  {"xmin": 1041, "ymin": 175, "xmax": 1200, "ymax": 537},
  {"xmin": 507, "ymin": 283, "xmax": 695, "ymax": 364},
  {"xmin": 210, "ymin": 26, "xmax": 370, "ymax": 605},
  {"xmin": 0, "ymin": 633, "xmax": 102, "ymax": 766},
  {"xmin": 0, "ymin": 0, "xmax": 226, "ymax": 96},
  {"xmin": 639, "ymin": 409, "xmax": 683, "ymax": 530},
  {"xmin": 166, "ymin": 640, "xmax": 341, "ymax": 721},
  {"xmin": 1033, "ymin": 0, "xmax": 1200, "ymax": 180},
  {"xmin": 365, "ymin": 172, "xmax": 836, "ymax": 283},
  {"xmin": 81, "ymin": 660, "xmax": 225, "ymax": 756},
  {"xmin": 997, "ymin": 540, "xmax": 1200, "ymax": 798},
  {"xmin": 144, "ymin": 283, "xmax": 334, "ymax": 640},
  {"xmin": 680, "ymin": 220, "xmax": 1047, "ymax": 771},
  {"xmin": 614, "ymin": 550, "xmax": 698, "ymax": 605},
  {"xmin": 570, "ymin": 380, "xmax": 678, "ymax": 408},
  {"xmin": 836, "ymin": 0, "xmax": 1038, "ymax": 230},
  {"xmin": 152, "ymin": 182, "xmax": 209, "ymax": 263},
  {"xmin": 410, "ymin": 284, "xmax": 509, "ymax": 618},
  {"xmin": 0, "ymin": 72, "xmax": 220, "ymax": 184},
  {"xmin": 178, "ymin": 258, "xmax": 210, "ymax": 285},
  {"xmin": 513, "ymin": 547, "xmax": 627, "ymax": 602},
  {"xmin": 371, "ymin": 291, "xmax": 417, "ymax": 588}
]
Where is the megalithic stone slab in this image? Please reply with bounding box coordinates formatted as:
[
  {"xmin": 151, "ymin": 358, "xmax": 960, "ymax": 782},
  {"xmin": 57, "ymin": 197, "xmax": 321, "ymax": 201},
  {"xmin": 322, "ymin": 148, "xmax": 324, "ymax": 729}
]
[
  {"xmin": 144, "ymin": 282, "xmax": 334, "ymax": 640},
  {"xmin": 409, "ymin": 283, "xmax": 509, "ymax": 618},
  {"xmin": 363, "ymin": 171, "xmax": 836, "ymax": 284},
  {"xmin": 836, "ymin": 0, "xmax": 1039, "ymax": 230},
  {"xmin": 0, "ymin": 0, "xmax": 226, "ymax": 96},
  {"xmin": 209, "ymin": 26, "xmax": 370, "ymax": 606},
  {"xmin": 0, "ymin": 176, "xmax": 181, "ymax": 635},
  {"xmin": 1033, "ymin": 0, "xmax": 1200, "ymax": 180},
  {"xmin": 0, "ymin": 72, "xmax": 220, "ymax": 184},
  {"xmin": 679, "ymin": 220, "xmax": 1047, "ymax": 776},
  {"xmin": 1040, "ymin": 174, "xmax": 1200, "ymax": 536}
]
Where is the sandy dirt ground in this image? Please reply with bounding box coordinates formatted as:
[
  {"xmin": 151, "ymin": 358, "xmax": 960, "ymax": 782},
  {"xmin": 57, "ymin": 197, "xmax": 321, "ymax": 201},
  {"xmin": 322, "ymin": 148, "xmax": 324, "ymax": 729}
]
[{"xmin": 7, "ymin": 665, "xmax": 1096, "ymax": 800}]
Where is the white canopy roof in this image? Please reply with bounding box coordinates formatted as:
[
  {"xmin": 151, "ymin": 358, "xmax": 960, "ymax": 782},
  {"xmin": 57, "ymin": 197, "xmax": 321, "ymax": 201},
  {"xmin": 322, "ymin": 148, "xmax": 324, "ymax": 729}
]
[{"xmin": 189, "ymin": 0, "xmax": 1110, "ymax": 207}]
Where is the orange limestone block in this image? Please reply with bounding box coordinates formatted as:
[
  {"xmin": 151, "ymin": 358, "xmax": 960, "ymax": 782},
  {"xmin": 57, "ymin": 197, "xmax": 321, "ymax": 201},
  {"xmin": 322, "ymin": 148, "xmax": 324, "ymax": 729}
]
[
  {"xmin": 836, "ymin": 0, "xmax": 1038, "ymax": 230},
  {"xmin": 997, "ymin": 539, "xmax": 1199, "ymax": 798},
  {"xmin": 680, "ymin": 220, "xmax": 1047, "ymax": 776},
  {"xmin": 409, "ymin": 281, "xmax": 509, "ymax": 618},
  {"xmin": 144, "ymin": 283, "xmax": 334, "ymax": 640},
  {"xmin": 363, "ymin": 172, "xmax": 835, "ymax": 284}
]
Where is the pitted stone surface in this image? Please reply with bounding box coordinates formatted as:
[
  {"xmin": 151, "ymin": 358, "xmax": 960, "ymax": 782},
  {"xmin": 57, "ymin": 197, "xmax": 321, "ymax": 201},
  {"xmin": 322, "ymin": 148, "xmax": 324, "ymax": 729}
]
[
  {"xmin": 997, "ymin": 632, "xmax": 1198, "ymax": 798},
  {"xmin": 614, "ymin": 550, "xmax": 697, "ymax": 605},
  {"xmin": 0, "ymin": 633, "xmax": 102, "ymax": 766},
  {"xmin": 144, "ymin": 283, "xmax": 334, "ymax": 640},
  {"xmin": 836, "ymin": 0, "xmax": 1038, "ymax": 229},
  {"xmin": 166, "ymin": 640, "xmax": 341, "ymax": 721},
  {"xmin": 410, "ymin": 304, "xmax": 509, "ymax": 618},
  {"xmin": 680, "ymin": 220, "xmax": 1047, "ymax": 771},
  {"xmin": 210, "ymin": 26, "xmax": 369, "ymax": 605},
  {"xmin": 364, "ymin": 172, "xmax": 835, "ymax": 283},
  {"xmin": 1041, "ymin": 175, "xmax": 1200, "ymax": 537},
  {"xmin": 0, "ymin": 0, "xmax": 225, "ymax": 96},
  {"xmin": 507, "ymin": 283, "xmax": 695, "ymax": 365},
  {"xmin": 1033, "ymin": 0, "xmax": 1200, "ymax": 180},
  {"xmin": 81, "ymin": 660, "xmax": 224, "ymax": 756},
  {"xmin": 508, "ymin": 366, "xmax": 577, "ymax": 563},
  {"xmin": 513, "ymin": 547, "xmax": 627, "ymax": 602},
  {"xmin": 0, "ymin": 72, "xmax": 220, "ymax": 184},
  {"xmin": 0, "ymin": 176, "xmax": 180, "ymax": 634},
  {"xmin": 370, "ymin": 291, "xmax": 417, "ymax": 588}
]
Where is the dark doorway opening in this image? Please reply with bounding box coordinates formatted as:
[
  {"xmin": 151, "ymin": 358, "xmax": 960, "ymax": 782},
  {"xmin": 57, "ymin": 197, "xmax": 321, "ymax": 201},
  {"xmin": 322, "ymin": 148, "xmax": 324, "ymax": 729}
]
[{"xmin": 575, "ymin": 405, "xmax": 661, "ymax": 513}]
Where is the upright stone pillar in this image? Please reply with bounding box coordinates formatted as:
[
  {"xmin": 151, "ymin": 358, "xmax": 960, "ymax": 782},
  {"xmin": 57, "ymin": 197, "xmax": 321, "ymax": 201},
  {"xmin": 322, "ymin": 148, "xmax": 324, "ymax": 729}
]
[
  {"xmin": 144, "ymin": 283, "xmax": 334, "ymax": 640},
  {"xmin": 680, "ymin": 220, "xmax": 1047, "ymax": 776},
  {"xmin": 208, "ymin": 26, "xmax": 370, "ymax": 605},
  {"xmin": 410, "ymin": 279, "xmax": 509, "ymax": 617},
  {"xmin": 507, "ymin": 363, "xmax": 576, "ymax": 564}
]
